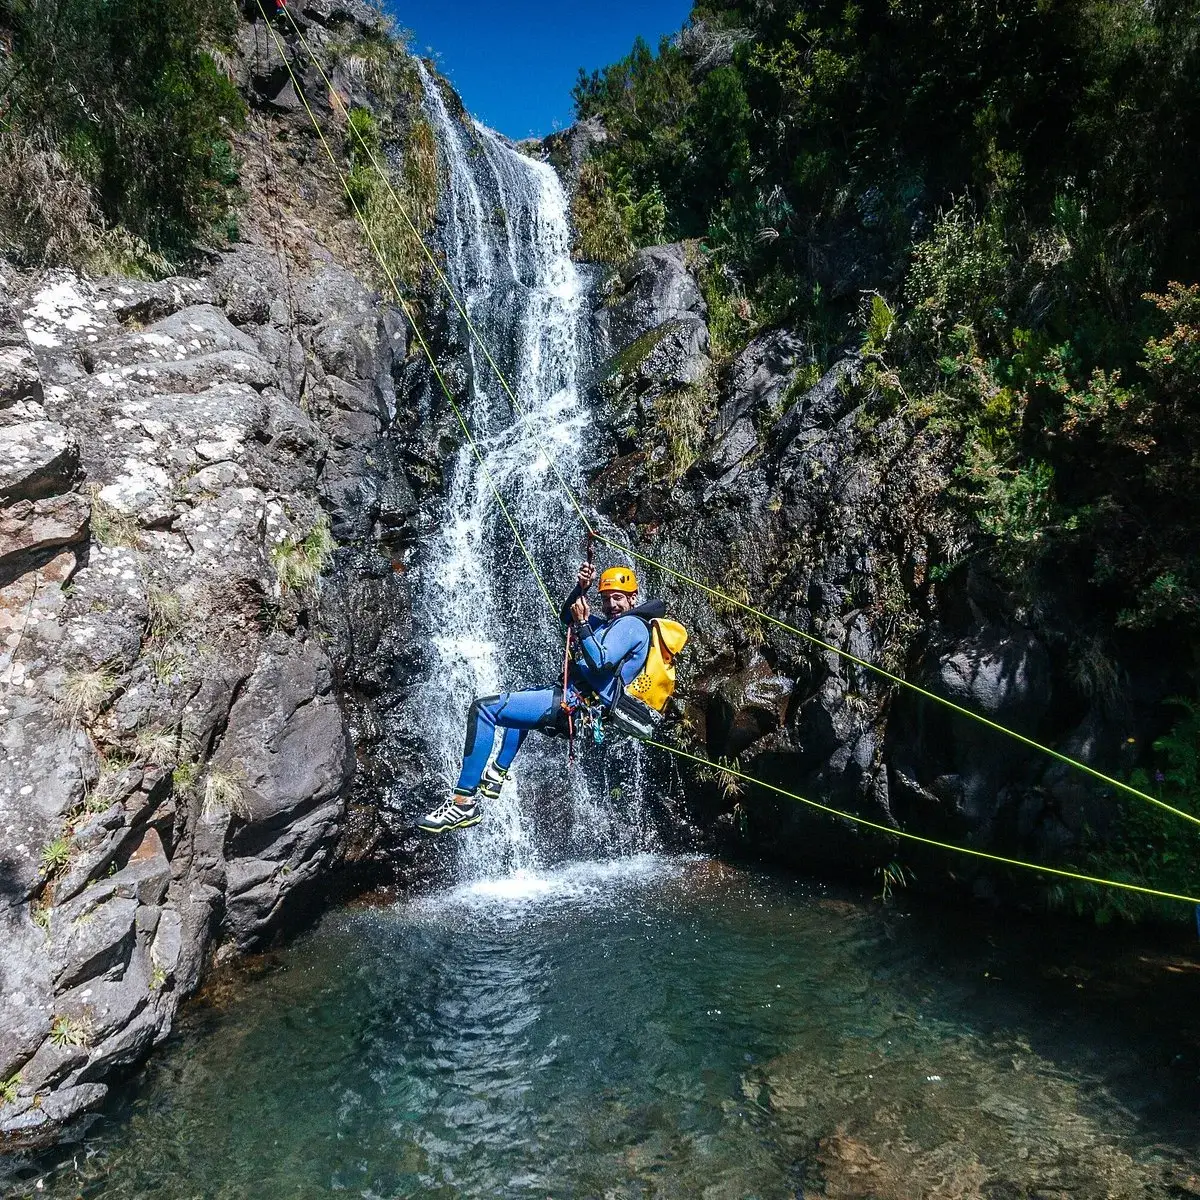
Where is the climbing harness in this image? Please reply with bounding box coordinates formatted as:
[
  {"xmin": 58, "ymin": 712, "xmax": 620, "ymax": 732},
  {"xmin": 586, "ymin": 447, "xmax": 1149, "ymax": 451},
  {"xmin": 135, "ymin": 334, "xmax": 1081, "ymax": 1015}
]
[{"xmin": 257, "ymin": 5, "xmax": 1200, "ymax": 909}]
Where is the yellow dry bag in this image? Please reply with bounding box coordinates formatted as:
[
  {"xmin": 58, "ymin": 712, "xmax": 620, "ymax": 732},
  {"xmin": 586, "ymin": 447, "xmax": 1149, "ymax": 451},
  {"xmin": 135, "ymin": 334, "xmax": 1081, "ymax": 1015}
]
[{"xmin": 624, "ymin": 617, "xmax": 689, "ymax": 713}]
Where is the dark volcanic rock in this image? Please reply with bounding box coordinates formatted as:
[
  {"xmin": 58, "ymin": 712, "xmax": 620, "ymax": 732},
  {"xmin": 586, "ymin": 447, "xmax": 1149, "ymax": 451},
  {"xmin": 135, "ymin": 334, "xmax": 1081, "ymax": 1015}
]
[{"xmin": 584, "ymin": 239, "xmax": 1145, "ymax": 892}]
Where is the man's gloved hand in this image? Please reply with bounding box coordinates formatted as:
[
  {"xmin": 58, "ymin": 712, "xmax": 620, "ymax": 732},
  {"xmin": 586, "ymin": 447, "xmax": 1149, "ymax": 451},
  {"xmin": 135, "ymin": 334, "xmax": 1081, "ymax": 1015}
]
[{"xmin": 577, "ymin": 562, "xmax": 596, "ymax": 592}]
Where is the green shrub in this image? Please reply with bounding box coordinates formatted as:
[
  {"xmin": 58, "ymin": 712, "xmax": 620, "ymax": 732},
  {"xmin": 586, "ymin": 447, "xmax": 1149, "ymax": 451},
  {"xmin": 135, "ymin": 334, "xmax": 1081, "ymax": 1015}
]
[
  {"xmin": 696, "ymin": 255, "xmax": 751, "ymax": 367},
  {"xmin": 571, "ymin": 160, "xmax": 632, "ymax": 264},
  {"xmin": 1, "ymin": 0, "xmax": 246, "ymax": 267},
  {"xmin": 172, "ymin": 761, "xmax": 201, "ymax": 795},
  {"xmin": 1078, "ymin": 699, "xmax": 1200, "ymax": 924}
]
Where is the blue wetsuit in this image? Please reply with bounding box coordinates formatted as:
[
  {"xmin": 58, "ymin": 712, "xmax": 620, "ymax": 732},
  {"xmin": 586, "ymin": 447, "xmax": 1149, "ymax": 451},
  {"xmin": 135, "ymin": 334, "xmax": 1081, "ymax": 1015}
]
[{"xmin": 454, "ymin": 592, "xmax": 651, "ymax": 795}]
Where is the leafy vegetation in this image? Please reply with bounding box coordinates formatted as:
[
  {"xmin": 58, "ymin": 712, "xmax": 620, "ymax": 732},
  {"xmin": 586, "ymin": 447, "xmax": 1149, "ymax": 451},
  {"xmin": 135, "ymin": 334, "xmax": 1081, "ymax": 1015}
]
[
  {"xmin": 38, "ymin": 835, "xmax": 70, "ymax": 876},
  {"xmin": 49, "ymin": 1014, "xmax": 89, "ymax": 1049},
  {"xmin": 342, "ymin": 95, "xmax": 439, "ymax": 290},
  {"xmin": 172, "ymin": 760, "xmax": 201, "ymax": 796},
  {"xmin": 1078, "ymin": 699, "xmax": 1200, "ymax": 924},
  {"xmin": 0, "ymin": 0, "xmax": 246, "ymax": 270},
  {"xmin": 575, "ymin": 0, "xmax": 1200, "ymax": 634},
  {"xmin": 652, "ymin": 380, "xmax": 716, "ymax": 483},
  {"xmin": 578, "ymin": 0, "xmax": 1200, "ymax": 920}
]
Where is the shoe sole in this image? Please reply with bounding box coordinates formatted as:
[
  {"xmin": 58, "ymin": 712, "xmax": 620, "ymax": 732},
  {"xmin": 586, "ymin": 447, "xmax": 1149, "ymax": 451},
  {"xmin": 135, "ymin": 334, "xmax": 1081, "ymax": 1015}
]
[{"xmin": 418, "ymin": 813, "xmax": 482, "ymax": 835}]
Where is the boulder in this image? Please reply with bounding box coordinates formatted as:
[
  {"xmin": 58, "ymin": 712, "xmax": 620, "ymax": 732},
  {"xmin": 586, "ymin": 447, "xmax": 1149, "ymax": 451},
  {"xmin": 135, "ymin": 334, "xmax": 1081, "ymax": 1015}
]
[
  {"xmin": 49, "ymin": 895, "xmax": 139, "ymax": 991},
  {"xmin": 0, "ymin": 905, "xmax": 53, "ymax": 1081},
  {"xmin": 0, "ymin": 421, "xmax": 80, "ymax": 504},
  {"xmin": 0, "ymin": 492, "xmax": 89, "ymax": 574},
  {"xmin": 0, "ymin": 295, "xmax": 44, "ymax": 409}
]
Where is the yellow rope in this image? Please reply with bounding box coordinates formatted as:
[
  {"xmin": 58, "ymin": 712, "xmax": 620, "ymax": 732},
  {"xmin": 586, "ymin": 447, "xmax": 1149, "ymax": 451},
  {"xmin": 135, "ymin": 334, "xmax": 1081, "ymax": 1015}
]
[
  {"xmin": 256, "ymin": 8, "xmax": 1199, "ymax": 909},
  {"xmin": 272, "ymin": 6, "xmax": 1200, "ymax": 834},
  {"xmin": 645, "ymin": 739, "xmax": 1200, "ymax": 906}
]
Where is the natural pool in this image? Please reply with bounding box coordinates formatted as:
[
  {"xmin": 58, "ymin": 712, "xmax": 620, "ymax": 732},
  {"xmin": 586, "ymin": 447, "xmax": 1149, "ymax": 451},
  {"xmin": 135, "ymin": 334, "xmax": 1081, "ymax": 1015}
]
[{"xmin": 5, "ymin": 855, "xmax": 1200, "ymax": 1198}]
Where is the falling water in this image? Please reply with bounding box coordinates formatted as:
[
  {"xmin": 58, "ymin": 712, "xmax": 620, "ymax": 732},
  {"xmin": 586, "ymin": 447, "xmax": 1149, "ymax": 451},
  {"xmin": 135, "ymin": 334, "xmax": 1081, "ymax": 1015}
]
[{"xmin": 411, "ymin": 64, "xmax": 656, "ymax": 876}]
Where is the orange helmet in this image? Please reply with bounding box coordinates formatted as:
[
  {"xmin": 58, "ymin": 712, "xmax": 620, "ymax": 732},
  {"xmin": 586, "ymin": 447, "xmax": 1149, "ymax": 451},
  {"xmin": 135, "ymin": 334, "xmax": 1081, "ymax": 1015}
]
[{"xmin": 598, "ymin": 566, "xmax": 639, "ymax": 594}]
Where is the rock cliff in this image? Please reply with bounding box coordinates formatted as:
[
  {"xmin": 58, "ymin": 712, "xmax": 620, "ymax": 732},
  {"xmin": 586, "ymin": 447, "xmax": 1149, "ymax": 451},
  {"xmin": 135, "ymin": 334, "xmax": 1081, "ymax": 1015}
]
[
  {"xmin": 580, "ymin": 242, "xmax": 1172, "ymax": 891},
  {"xmin": 0, "ymin": 0, "xmax": 439, "ymax": 1147}
]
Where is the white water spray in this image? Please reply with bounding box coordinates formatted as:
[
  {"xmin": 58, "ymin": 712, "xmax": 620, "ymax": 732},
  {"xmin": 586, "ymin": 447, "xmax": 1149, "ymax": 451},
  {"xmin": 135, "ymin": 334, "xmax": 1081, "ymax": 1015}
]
[{"xmin": 412, "ymin": 65, "xmax": 657, "ymax": 876}]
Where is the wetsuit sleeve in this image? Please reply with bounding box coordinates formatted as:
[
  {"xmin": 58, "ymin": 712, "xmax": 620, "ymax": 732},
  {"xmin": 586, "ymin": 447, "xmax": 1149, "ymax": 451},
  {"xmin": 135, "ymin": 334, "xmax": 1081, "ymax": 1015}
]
[
  {"xmin": 559, "ymin": 583, "xmax": 584, "ymax": 626},
  {"xmin": 574, "ymin": 616, "xmax": 649, "ymax": 683}
]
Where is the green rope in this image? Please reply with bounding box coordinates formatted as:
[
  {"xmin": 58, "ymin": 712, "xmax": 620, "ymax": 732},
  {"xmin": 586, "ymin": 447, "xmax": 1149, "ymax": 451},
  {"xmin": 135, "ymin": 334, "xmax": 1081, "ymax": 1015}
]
[
  {"xmin": 260, "ymin": 8, "xmax": 1199, "ymax": 908},
  {"xmin": 646, "ymin": 739, "xmax": 1200, "ymax": 906},
  {"xmin": 275, "ymin": 8, "xmax": 1198, "ymax": 832}
]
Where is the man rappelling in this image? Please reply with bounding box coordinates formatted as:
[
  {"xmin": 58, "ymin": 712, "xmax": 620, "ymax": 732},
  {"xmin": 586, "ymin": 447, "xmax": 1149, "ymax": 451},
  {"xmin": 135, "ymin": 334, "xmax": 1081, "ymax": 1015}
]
[{"xmin": 418, "ymin": 561, "xmax": 686, "ymax": 834}]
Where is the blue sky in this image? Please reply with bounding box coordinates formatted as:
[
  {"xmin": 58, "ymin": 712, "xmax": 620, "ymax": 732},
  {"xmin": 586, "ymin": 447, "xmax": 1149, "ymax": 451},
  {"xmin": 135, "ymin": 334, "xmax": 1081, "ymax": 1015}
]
[{"xmin": 390, "ymin": 1, "xmax": 694, "ymax": 140}]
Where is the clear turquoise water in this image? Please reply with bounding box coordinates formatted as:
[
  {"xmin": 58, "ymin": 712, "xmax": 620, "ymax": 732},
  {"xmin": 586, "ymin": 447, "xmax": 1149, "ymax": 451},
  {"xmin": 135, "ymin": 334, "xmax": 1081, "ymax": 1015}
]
[{"xmin": 6, "ymin": 856, "xmax": 1200, "ymax": 1198}]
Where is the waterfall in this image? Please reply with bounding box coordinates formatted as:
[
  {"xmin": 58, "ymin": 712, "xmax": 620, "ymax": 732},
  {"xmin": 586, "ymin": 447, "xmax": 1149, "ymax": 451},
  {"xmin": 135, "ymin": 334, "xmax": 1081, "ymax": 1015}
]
[{"xmin": 410, "ymin": 64, "xmax": 657, "ymax": 876}]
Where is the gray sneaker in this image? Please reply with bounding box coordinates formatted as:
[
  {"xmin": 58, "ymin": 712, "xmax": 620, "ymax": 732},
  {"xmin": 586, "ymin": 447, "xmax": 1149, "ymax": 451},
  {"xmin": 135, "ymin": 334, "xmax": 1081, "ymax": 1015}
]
[
  {"xmin": 477, "ymin": 764, "xmax": 509, "ymax": 802},
  {"xmin": 418, "ymin": 795, "xmax": 482, "ymax": 834}
]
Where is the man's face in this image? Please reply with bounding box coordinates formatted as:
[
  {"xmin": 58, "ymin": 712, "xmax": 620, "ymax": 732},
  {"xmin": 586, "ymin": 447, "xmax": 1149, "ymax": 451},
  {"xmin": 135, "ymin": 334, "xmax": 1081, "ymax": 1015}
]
[{"xmin": 600, "ymin": 589, "xmax": 637, "ymax": 619}]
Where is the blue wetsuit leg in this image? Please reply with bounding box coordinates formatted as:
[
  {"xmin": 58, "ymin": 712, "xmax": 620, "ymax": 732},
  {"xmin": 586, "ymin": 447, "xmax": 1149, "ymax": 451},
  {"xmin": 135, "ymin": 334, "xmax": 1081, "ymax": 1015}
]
[{"xmin": 456, "ymin": 688, "xmax": 559, "ymax": 793}]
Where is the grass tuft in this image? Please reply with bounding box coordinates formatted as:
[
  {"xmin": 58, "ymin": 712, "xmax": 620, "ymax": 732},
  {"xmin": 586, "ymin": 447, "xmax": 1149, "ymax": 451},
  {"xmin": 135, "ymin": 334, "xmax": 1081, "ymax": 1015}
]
[
  {"xmin": 344, "ymin": 105, "xmax": 440, "ymax": 290},
  {"xmin": 202, "ymin": 765, "xmax": 248, "ymax": 820},
  {"xmin": 135, "ymin": 726, "xmax": 197, "ymax": 769},
  {"xmin": 145, "ymin": 586, "xmax": 187, "ymax": 642},
  {"xmin": 57, "ymin": 665, "xmax": 118, "ymax": 724},
  {"xmin": 652, "ymin": 380, "xmax": 716, "ymax": 483},
  {"xmin": 272, "ymin": 516, "xmax": 336, "ymax": 593},
  {"xmin": 0, "ymin": 133, "xmax": 169, "ymax": 274},
  {"xmin": 89, "ymin": 492, "xmax": 144, "ymax": 550},
  {"xmin": 572, "ymin": 160, "xmax": 632, "ymax": 264}
]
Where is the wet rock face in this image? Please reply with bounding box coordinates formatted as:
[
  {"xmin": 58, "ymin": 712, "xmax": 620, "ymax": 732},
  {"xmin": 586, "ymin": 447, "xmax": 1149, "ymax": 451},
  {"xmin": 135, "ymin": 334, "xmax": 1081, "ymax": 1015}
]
[{"xmin": 583, "ymin": 244, "xmax": 1139, "ymax": 878}]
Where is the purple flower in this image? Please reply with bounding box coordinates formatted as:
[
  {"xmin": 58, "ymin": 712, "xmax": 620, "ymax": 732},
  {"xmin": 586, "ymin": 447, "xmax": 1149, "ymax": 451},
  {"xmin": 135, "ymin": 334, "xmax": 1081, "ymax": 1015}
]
[{"xmin": 1155, "ymin": 770, "xmax": 1166, "ymax": 783}]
